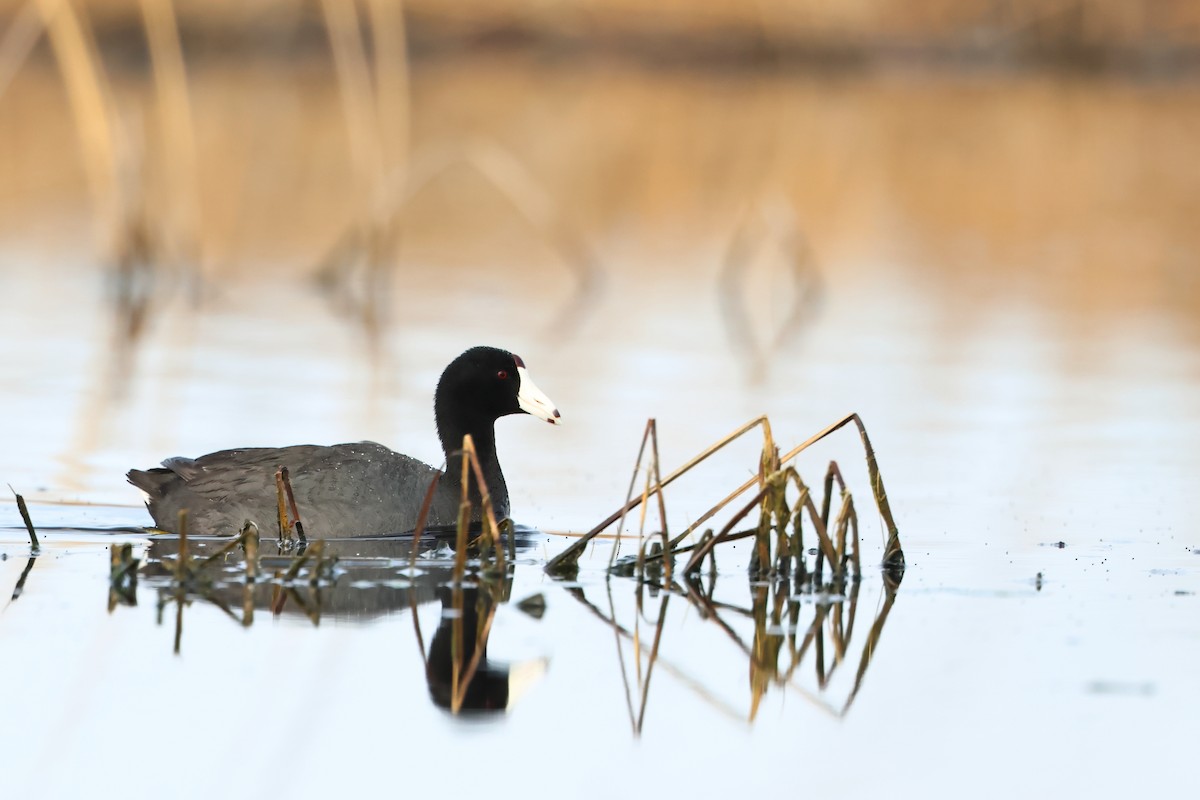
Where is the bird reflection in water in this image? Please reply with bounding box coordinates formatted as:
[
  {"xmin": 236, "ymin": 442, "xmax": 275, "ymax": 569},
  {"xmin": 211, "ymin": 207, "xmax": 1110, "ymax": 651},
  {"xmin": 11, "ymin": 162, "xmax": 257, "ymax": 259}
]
[
  {"xmin": 122, "ymin": 532, "xmax": 547, "ymax": 715},
  {"xmin": 111, "ymin": 532, "xmax": 900, "ymax": 725},
  {"xmin": 425, "ymin": 583, "xmax": 547, "ymax": 714}
]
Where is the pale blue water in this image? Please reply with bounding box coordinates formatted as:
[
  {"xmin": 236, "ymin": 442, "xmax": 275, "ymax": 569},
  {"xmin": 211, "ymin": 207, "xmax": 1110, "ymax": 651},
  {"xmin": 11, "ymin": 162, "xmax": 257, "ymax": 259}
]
[{"xmin": 2, "ymin": 245, "xmax": 1198, "ymax": 798}]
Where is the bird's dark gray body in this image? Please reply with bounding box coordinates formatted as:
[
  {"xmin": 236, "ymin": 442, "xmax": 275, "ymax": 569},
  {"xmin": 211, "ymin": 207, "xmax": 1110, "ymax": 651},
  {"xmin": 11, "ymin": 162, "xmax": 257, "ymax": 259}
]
[
  {"xmin": 127, "ymin": 346, "xmax": 557, "ymax": 538},
  {"xmin": 128, "ymin": 441, "xmax": 490, "ymax": 537}
]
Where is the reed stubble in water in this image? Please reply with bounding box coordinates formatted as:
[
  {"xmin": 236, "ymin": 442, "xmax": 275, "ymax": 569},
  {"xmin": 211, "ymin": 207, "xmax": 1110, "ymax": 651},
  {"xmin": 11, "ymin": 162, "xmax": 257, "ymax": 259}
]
[
  {"xmin": 545, "ymin": 412, "xmax": 904, "ymax": 582},
  {"xmin": 8, "ymin": 486, "xmax": 39, "ymax": 552}
]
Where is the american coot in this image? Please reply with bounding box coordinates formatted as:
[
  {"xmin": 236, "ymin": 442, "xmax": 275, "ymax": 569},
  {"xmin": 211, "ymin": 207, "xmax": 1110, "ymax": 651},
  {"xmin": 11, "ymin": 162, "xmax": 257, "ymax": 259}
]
[{"xmin": 127, "ymin": 346, "xmax": 560, "ymax": 537}]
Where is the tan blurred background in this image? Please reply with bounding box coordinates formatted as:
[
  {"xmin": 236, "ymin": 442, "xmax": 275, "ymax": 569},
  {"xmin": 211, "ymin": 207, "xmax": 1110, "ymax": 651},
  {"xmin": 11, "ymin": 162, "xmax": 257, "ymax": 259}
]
[
  {"xmin": 2, "ymin": 1, "xmax": 1197, "ymax": 320},
  {"xmin": 2, "ymin": 1, "xmax": 1200, "ymax": 517}
]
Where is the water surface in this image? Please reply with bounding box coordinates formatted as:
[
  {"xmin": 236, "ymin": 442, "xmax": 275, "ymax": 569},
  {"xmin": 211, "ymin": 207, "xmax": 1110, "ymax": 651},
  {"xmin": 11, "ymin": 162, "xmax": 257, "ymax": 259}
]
[{"xmin": 1, "ymin": 56, "xmax": 1198, "ymax": 798}]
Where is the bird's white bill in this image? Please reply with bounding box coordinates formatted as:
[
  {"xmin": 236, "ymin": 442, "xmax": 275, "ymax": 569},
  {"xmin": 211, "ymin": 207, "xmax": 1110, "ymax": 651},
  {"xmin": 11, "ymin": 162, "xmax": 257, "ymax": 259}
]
[
  {"xmin": 516, "ymin": 366, "xmax": 561, "ymax": 424},
  {"xmin": 505, "ymin": 657, "xmax": 550, "ymax": 710}
]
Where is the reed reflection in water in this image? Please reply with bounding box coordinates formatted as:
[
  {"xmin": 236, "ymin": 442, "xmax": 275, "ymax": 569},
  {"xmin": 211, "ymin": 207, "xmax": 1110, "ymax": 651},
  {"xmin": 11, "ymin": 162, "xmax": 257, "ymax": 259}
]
[{"xmin": 121, "ymin": 528, "xmax": 900, "ymax": 725}]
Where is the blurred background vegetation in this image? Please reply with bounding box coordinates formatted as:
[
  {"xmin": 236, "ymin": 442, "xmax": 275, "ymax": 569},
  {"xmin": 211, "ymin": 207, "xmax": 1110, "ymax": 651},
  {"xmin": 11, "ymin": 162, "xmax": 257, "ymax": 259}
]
[{"xmin": 1, "ymin": 1, "xmax": 1198, "ymax": 341}]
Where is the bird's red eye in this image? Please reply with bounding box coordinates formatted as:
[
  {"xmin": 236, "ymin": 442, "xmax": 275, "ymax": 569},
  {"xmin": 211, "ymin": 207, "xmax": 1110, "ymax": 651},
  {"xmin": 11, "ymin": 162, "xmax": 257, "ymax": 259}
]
[{"xmin": 497, "ymin": 370, "xmax": 508, "ymax": 380}]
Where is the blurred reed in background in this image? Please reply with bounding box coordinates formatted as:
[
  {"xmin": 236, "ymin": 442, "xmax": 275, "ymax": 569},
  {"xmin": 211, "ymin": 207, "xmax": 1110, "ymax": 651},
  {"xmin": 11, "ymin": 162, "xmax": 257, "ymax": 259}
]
[{"xmin": 1, "ymin": 0, "xmax": 1197, "ymax": 347}]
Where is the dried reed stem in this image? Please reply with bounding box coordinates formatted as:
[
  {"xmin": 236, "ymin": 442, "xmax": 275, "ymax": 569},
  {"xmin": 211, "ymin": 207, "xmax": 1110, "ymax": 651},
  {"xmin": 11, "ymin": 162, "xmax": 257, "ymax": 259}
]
[
  {"xmin": 279, "ymin": 466, "xmax": 307, "ymax": 544},
  {"xmin": 454, "ymin": 445, "xmax": 471, "ymax": 581},
  {"xmin": 682, "ymin": 489, "xmax": 769, "ymax": 575},
  {"xmin": 38, "ymin": 0, "xmax": 121, "ymax": 252},
  {"xmin": 274, "ymin": 469, "xmax": 290, "ymax": 541},
  {"xmin": 608, "ymin": 419, "xmax": 656, "ymax": 570},
  {"xmin": 409, "ymin": 472, "xmax": 441, "ymax": 576},
  {"xmin": 460, "ymin": 435, "xmax": 507, "ymax": 573},
  {"xmin": 549, "ymin": 416, "xmax": 774, "ymax": 573},
  {"xmin": 9, "ymin": 486, "xmax": 39, "ymax": 552},
  {"xmin": 647, "ymin": 420, "xmax": 670, "ymax": 582},
  {"xmin": 242, "ymin": 520, "xmax": 259, "ymax": 583},
  {"xmin": 777, "ymin": 413, "xmax": 902, "ymax": 568},
  {"xmin": 139, "ymin": 0, "xmax": 201, "ymax": 268}
]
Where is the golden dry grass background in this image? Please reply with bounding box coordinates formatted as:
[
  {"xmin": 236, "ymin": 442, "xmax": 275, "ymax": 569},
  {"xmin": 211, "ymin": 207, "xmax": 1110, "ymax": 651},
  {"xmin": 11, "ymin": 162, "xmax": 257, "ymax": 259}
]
[
  {"xmin": 4, "ymin": 1, "xmax": 1200, "ymax": 47},
  {"xmin": 1, "ymin": 0, "xmax": 1198, "ymax": 329}
]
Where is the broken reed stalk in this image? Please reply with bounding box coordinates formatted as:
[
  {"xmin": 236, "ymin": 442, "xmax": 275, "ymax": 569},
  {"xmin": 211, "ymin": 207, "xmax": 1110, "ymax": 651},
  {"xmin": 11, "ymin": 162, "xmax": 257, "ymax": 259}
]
[
  {"xmin": 453, "ymin": 442, "xmax": 472, "ymax": 581},
  {"xmin": 459, "ymin": 435, "xmax": 507, "ymax": 573},
  {"xmin": 549, "ymin": 416, "xmax": 774, "ymax": 574},
  {"xmin": 682, "ymin": 489, "xmax": 770, "ymax": 575},
  {"xmin": 819, "ymin": 461, "xmax": 845, "ymax": 530},
  {"xmin": 548, "ymin": 413, "xmax": 903, "ymax": 577},
  {"xmin": 680, "ymin": 466, "xmax": 844, "ymax": 578},
  {"xmin": 608, "ymin": 419, "xmax": 656, "ymax": 570},
  {"xmin": 409, "ymin": 472, "xmax": 442, "ymax": 573},
  {"xmin": 448, "ymin": 434, "xmax": 508, "ymax": 583},
  {"xmin": 9, "ymin": 486, "xmax": 39, "ymax": 552},
  {"xmin": 777, "ymin": 414, "xmax": 903, "ymax": 570},
  {"xmin": 777, "ymin": 468, "xmax": 840, "ymax": 568},
  {"xmin": 640, "ymin": 527, "xmax": 758, "ymax": 571},
  {"xmin": 274, "ymin": 469, "xmax": 291, "ymax": 541},
  {"xmin": 242, "ymin": 520, "xmax": 259, "ymax": 583},
  {"xmin": 634, "ymin": 468, "xmax": 653, "ymax": 579},
  {"xmin": 647, "ymin": 420, "xmax": 670, "ymax": 583},
  {"xmin": 668, "ymin": 473, "xmax": 759, "ymax": 550},
  {"xmin": 279, "ymin": 467, "xmax": 307, "ymax": 544},
  {"xmin": 832, "ymin": 493, "xmax": 861, "ymax": 577}
]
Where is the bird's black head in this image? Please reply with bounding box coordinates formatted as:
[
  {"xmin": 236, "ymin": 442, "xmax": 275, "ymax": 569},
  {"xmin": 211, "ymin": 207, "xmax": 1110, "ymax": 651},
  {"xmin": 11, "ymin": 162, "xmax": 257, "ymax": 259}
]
[{"xmin": 434, "ymin": 347, "xmax": 560, "ymax": 447}]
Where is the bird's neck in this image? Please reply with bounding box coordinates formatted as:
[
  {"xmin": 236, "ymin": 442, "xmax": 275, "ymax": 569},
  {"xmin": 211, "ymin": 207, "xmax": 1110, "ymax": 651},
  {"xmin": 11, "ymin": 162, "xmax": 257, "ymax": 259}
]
[{"xmin": 437, "ymin": 413, "xmax": 508, "ymax": 513}]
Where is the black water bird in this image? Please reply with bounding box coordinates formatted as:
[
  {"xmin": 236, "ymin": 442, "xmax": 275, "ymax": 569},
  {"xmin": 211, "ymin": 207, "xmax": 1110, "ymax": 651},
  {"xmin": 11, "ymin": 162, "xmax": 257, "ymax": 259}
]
[{"xmin": 127, "ymin": 346, "xmax": 560, "ymax": 537}]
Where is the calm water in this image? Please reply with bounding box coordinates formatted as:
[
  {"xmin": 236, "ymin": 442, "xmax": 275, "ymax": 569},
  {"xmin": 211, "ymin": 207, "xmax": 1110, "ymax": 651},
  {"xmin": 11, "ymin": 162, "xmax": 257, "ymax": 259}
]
[{"xmin": 2, "ymin": 55, "xmax": 1199, "ymax": 798}]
